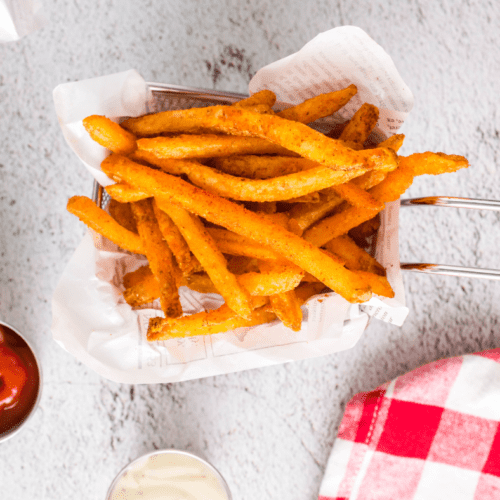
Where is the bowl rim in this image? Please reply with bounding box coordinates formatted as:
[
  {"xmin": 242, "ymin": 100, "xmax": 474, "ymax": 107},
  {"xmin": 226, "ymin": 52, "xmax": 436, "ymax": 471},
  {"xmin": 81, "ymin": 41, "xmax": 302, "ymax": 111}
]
[
  {"xmin": 0, "ymin": 320, "xmax": 43, "ymax": 443},
  {"xmin": 105, "ymin": 448, "xmax": 233, "ymax": 500}
]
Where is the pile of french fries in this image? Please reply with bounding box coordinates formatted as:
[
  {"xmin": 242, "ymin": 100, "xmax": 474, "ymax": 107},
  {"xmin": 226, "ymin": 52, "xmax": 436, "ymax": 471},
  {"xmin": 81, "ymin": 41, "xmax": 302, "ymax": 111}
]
[{"xmin": 67, "ymin": 86, "xmax": 468, "ymax": 340}]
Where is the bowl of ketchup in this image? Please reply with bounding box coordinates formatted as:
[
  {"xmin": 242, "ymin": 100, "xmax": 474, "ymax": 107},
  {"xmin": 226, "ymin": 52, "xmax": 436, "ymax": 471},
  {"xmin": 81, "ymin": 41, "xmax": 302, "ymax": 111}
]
[{"xmin": 0, "ymin": 321, "xmax": 41, "ymax": 442}]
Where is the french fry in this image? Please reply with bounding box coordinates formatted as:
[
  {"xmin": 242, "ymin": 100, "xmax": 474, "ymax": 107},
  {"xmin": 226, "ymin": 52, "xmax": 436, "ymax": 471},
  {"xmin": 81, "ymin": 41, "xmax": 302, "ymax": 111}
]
[
  {"xmin": 400, "ymin": 152, "xmax": 468, "ymax": 176},
  {"xmin": 67, "ymin": 196, "xmax": 144, "ymax": 254},
  {"xmin": 123, "ymin": 268, "xmax": 159, "ymax": 307},
  {"xmin": 303, "ymin": 162, "xmax": 415, "ymax": 247},
  {"xmin": 355, "ymin": 271, "xmax": 394, "ymax": 298},
  {"xmin": 234, "ymin": 89, "xmax": 277, "ymax": 108},
  {"xmin": 137, "ymin": 134, "xmax": 294, "ymax": 159},
  {"xmin": 288, "ymin": 190, "xmax": 343, "ymax": 232},
  {"xmin": 332, "ymin": 183, "xmax": 384, "ymax": 210},
  {"xmin": 212, "ymin": 155, "xmax": 318, "ymax": 179},
  {"xmin": 156, "ymin": 199, "xmax": 253, "ymax": 320},
  {"xmin": 131, "ymin": 199, "xmax": 182, "ymax": 318},
  {"xmin": 277, "ymin": 85, "xmax": 357, "ymax": 123},
  {"xmin": 377, "ymin": 134, "xmax": 405, "ymax": 152},
  {"xmin": 147, "ymin": 304, "xmax": 277, "ymax": 341},
  {"xmin": 108, "ymin": 199, "xmax": 138, "ymax": 233},
  {"xmin": 348, "ymin": 214, "xmax": 381, "ymax": 247},
  {"xmin": 83, "ymin": 115, "xmax": 137, "ymax": 154},
  {"xmin": 123, "ymin": 265, "xmax": 151, "ymax": 289},
  {"xmin": 324, "ymin": 235, "xmax": 386, "ymax": 276},
  {"xmin": 185, "ymin": 162, "xmax": 373, "ymax": 202},
  {"xmin": 134, "ymin": 106, "xmax": 398, "ymax": 171},
  {"xmin": 101, "ymin": 155, "xmax": 373, "ymax": 303},
  {"xmin": 207, "ymin": 227, "xmax": 281, "ymax": 261},
  {"xmin": 269, "ymin": 290, "xmax": 303, "ymax": 331},
  {"xmin": 339, "ymin": 103, "xmax": 380, "ymax": 145},
  {"xmin": 152, "ymin": 200, "xmax": 199, "ymax": 276}
]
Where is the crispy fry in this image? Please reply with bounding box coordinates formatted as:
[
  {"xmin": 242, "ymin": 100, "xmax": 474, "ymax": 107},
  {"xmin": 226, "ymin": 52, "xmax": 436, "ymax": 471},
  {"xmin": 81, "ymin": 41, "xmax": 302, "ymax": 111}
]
[
  {"xmin": 82, "ymin": 115, "xmax": 137, "ymax": 154},
  {"xmin": 123, "ymin": 265, "xmax": 151, "ymax": 289},
  {"xmin": 207, "ymin": 227, "xmax": 281, "ymax": 261},
  {"xmin": 339, "ymin": 103, "xmax": 379, "ymax": 145},
  {"xmin": 67, "ymin": 196, "xmax": 144, "ymax": 254},
  {"xmin": 156, "ymin": 200, "xmax": 253, "ymax": 320},
  {"xmin": 294, "ymin": 282, "xmax": 327, "ymax": 303},
  {"xmin": 238, "ymin": 262, "xmax": 304, "ymax": 296},
  {"xmin": 147, "ymin": 304, "xmax": 276, "ymax": 341},
  {"xmin": 108, "ymin": 199, "xmax": 137, "ymax": 233},
  {"xmin": 349, "ymin": 170, "xmax": 387, "ymax": 190},
  {"xmin": 324, "ymin": 235, "xmax": 385, "ymax": 276},
  {"xmin": 348, "ymin": 214, "xmax": 381, "ymax": 247},
  {"xmin": 332, "ymin": 183, "xmax": 384, "ymax": 210},
  {"xmin": 212, "ymin": 155, "xmax": 317, "ymax": 179},
  {"xmin": 101, "ymin": 155, "xmax": 373, "ymax": 302},
  {"xmin": 400, "ymin": 152, "xmax": 469, "ymax": 176},
  {"xmin": 269, "ymin": 290, "xmax": 303, "ymax": 331},
  {"xmin": 135, "ymin": 106, "xmax": 398, "ymax": 171},
  {"xmin": 303, "ymin": 162, "xmax": 415, "ymax": 247},
  {"xmin": 123, "ymin": 268, "xmax": 159, "ymax": 307},
  {"xmin": 152, "ymin": 200, "xmax": 198, "ymax": 276},
  {"xmin": 137, "ymin": 134, "xmax": 295, "ymax": 159},
  {"xmin": 185, "ymin": 162, "xmax": 372, "ymax": 202},
  {"xmin": 355, "ymin": 271, "xmax": 394, "ymax": 298},
  {"xmin": 131, "ymin": 199, "xmax": 182, "ymax": 317},
  {"xmin": 277, "ymin": 85, "xmax": 357, "ymax": 123},
  {"xmin": 289, "ymin": 190, "xmax": 343, "ymax": 232},
  {"xmin": 377, "ymin": 134, "xmax": 405, "ymax": 152},
  {"xmin": 234, "ymin": 90, "xmax": 277, "ymax": 108}
]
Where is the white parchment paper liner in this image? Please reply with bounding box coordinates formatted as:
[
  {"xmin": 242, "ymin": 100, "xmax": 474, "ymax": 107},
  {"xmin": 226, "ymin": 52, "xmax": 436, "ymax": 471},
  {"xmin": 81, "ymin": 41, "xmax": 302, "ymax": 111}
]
[
  {"xmin": 0, "ymin": 0, "xmax": 46, "ymax": 42},
  {"xmin": 52, "ymin": 26, "xmax": 413, "ymax": 384}
]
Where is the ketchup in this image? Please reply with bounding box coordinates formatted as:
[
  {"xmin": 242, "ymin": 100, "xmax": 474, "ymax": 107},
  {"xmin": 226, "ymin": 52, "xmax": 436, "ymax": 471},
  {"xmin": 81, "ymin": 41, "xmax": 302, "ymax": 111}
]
[{"xmin": 0, "ymin": 324, "xmax": 40, "ymax": 438}]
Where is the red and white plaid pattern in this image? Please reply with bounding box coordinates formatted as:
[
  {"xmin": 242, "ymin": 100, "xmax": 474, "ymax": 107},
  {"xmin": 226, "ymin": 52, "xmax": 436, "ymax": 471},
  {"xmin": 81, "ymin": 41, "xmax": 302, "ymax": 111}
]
[{"xmin": 319, "ymin": 349, "xmax": 500, "ymax": 499}]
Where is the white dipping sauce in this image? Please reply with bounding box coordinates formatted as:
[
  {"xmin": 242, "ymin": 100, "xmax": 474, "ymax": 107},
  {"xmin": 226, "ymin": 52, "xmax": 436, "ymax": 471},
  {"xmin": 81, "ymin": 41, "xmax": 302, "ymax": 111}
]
[{"xmin": 109, "ymin": 451, "xmax": 230, "ymax": 500}]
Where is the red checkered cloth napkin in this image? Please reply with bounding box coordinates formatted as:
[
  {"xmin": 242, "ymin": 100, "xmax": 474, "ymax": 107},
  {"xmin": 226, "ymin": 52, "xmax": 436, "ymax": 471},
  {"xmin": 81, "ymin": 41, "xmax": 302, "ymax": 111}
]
[{"xmin": 319, "ymin": 349, "xmax": 500, "ymax": 499}]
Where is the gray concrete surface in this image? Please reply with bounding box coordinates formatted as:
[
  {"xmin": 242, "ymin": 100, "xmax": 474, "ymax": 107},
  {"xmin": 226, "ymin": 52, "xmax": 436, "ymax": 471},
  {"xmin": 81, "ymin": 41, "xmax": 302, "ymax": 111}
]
[{"xmin": 0, "ymin": 1, "xmax": 499, "ymax": 499}]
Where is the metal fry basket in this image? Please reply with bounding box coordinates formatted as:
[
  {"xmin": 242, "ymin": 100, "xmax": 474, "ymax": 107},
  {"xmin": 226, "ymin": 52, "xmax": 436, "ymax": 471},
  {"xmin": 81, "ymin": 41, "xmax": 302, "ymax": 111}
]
[{"xmin": 93, "ymin": 83, "xmax": 500, "ymax": 281}]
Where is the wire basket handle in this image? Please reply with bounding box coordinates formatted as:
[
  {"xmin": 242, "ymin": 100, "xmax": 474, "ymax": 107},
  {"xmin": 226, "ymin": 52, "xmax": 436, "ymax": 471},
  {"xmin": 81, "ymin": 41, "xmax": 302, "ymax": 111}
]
[{"xmin": 400, "ymin": 196, "xmax": 500, "ymax": 280}]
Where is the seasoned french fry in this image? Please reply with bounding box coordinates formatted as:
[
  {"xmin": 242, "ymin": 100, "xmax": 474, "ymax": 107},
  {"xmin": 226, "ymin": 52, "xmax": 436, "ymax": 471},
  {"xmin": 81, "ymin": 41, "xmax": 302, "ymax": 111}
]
[
  {"xmin": 123, "ymin": 265, "xmax": 151, "ymax": 289},
  {"xmin": 108, "ymin": 199, "xmax": 137, "ymax": 233},
  {"xmin": 185, "ymin": 162, "xmax": 373, "ymax": 202},
  {"xmin": 377, "ymin": 134, "xmax": 405, "ymax": 152},
  {"xmin": 131, "ymin": 199, "xmax": 182, "ymax": 318},
  {"xmin": 348, "ymin": 214, "xmax": 381, "ymax": 247},
  {"xmin": 156, "ymin": 199, "xmax": 253, "ymax": 320},
  {"xmin": 147, "ymin": 304, "xmax": 277, "ymax": 341},
  {"xmin": 339, "ymin": 103, "xmax": 379, "ymax": 145},
  {"xmin": 324, "ymin": 235, "xmax": 386, "ymax": 276},
  {"xmin": 83, "ymin": 115, "xmax": 137, "ymax": 154},
  {"xmin": 123, "ymin": 268, "xmax": 159, "ymax": 307},
  {"xmin": 207, "ymin": 228, "xmax": 281, "ymax": 261},
  {"xmin": 67, "ymin": 196, "xmax": 144, "ymax": 254},
  {"xmin": 212, "ymin": 155, "xmax": 318, "ymax": 179},
  {"xmin": 101, "ymin": 155, "xmax": 373, "ymax": 303},
  {"xmin": 137, "ymin": 134, "xmax": 295, "ymax": 159},
  {"xmin": 277, "ymin": 85, "xmax": 357, "ymax": 123},
  {"xmin": 332, "ymin": 183, "xmax": 384, "ymax": 210},
  {"xmin": 288, "ymin": 190, "xmax": 343, "ymax": 232},
  {"xmin": 234, "ymin": 90, "xmax": 277, "ymax": 108},
  {"xmin": 400, "ymin": 152, "xmax": 468, "ymax": 176},
  {"xmin": 303, "ymin": 162, "xmax": 415, "ymax": 247},
  {"xmin": 355, "ymin": 271, "xmax": 394, "ymax": 298},
  {"xmin": 152, "ymin": 200, "xmax": 198, "ymax": 276},
  {"xmin": 269, "ymin": 290, "xmax": 303, "ymax": 331}
]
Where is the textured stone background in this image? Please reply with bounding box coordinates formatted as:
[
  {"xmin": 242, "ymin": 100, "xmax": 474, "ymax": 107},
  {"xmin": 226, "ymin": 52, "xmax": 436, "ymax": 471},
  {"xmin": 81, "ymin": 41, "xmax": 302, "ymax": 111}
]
[{"xmin": 0, "ymin": 1, "xmax": 499, "ymax": 499}]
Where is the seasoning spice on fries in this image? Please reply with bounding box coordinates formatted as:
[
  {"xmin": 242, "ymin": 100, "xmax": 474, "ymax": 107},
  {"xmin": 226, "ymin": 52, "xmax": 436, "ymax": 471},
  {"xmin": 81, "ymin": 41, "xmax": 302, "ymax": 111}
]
[{"xmin": 67, "ymin": 86, "xmax": 469, "ymax": 340}]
